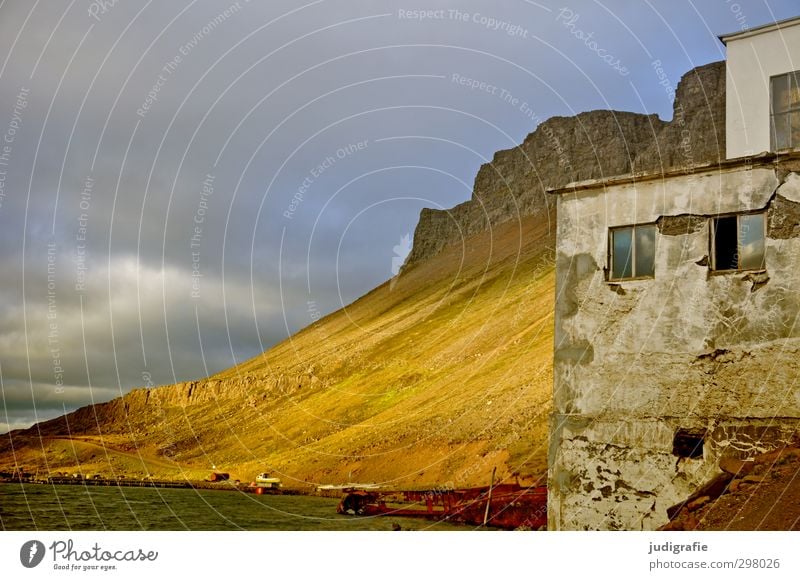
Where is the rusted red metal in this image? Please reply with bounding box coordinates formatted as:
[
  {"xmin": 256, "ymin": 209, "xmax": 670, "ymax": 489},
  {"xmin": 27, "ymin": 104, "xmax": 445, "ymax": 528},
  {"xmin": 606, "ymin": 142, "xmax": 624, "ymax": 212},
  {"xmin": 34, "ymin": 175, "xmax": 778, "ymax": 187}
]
[
  {"xmin": 208, "ymin": 472, "xmax": 230, "ymax": 482},
  {"xmin": 337, "ymin": 483, "xmax": 547, "ymax": 530}
]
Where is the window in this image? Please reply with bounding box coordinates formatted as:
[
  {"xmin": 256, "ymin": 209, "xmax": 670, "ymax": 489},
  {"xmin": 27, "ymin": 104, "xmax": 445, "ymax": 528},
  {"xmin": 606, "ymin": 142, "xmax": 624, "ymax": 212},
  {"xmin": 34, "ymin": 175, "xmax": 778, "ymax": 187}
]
[
  {"xmin": 771, "ymin": 70, "xmax": 800, "ymax": 150},
  {"xmin": 608, "ymin": 224, "xmax": 656, "ymax": 281},
  {"xmin": 710, "ymin": 213, "xmax": 766, "ymax": 272}
]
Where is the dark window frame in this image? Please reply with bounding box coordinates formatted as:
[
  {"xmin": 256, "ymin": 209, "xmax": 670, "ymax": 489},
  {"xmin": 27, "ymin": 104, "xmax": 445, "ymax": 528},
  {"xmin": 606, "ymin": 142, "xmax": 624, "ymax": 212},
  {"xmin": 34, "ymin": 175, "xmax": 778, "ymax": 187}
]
[
  {"xmin": 607, "ymin": 223, "xmax": 657, "ymax": 282},
  {"xmin": 770, "ymin": 70, "xmax": 800, "ymax": 151},
  {"xmin": 709, "ymin": 211, "xmax": 767, "ymax": 273}
]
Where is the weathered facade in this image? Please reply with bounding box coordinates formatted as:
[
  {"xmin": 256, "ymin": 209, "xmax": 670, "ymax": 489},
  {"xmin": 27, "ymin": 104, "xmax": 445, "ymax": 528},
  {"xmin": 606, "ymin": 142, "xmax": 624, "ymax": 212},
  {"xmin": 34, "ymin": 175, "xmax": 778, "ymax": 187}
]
[
  {"xmin": 548, "ymin": 155, "xmax": 800, "ymax": 530},
  {"xmin": 548, "ymin": 16, "xmax": 800, "ymax": 530}
]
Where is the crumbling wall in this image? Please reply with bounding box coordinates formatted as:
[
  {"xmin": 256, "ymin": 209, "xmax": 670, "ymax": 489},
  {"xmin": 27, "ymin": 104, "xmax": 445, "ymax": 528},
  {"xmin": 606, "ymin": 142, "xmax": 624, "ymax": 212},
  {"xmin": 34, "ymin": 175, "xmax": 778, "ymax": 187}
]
[{"xmin": 549, "ymin": 162, "xmax": 800, "ymax": 530}]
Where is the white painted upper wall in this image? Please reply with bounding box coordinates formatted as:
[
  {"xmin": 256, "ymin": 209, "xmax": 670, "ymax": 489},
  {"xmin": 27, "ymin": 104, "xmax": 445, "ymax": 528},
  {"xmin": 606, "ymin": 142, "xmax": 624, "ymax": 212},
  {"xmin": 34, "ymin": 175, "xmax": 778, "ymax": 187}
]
[{"xmin": 725, "ymin": 18, "xmax": 800, "ymax": 158}]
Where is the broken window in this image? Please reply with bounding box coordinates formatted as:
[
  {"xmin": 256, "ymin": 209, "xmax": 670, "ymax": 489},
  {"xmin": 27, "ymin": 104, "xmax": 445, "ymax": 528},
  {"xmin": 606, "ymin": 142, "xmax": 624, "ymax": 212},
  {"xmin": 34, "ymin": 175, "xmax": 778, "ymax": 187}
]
[
  {"xmin": 771, "ymin": 70, "xmax": 800, "ymax": 151},
  {"xmin": 608, "ymin": 224, "xmax": 656, "ymax": 281},
  {"xmin": 710, "ymin": 212, "xmax": 766, "ymax": 272},
  {"xmin": 673, "ymin": 429, "xmax": 705, "ymax": 459}
]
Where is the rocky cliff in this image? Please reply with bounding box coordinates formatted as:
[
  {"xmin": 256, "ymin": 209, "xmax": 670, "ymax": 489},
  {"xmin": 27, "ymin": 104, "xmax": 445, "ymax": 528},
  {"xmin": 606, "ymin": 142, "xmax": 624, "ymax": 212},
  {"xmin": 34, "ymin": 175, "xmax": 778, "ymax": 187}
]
[{"xmin": 406, "ymin": 60, "xmax": 726, "ymax": 265}]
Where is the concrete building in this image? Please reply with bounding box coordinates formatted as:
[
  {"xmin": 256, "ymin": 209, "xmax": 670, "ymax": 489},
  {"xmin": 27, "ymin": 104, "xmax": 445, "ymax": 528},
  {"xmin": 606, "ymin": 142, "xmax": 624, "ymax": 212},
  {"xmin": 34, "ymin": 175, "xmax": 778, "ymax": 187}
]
[
  {"xmin": 547, "ymin": 17, "xmax": 800, "ymax": 530},
  {"xmin": 724, "ymin": 16, "xmax": 800, "ymax": 158}
]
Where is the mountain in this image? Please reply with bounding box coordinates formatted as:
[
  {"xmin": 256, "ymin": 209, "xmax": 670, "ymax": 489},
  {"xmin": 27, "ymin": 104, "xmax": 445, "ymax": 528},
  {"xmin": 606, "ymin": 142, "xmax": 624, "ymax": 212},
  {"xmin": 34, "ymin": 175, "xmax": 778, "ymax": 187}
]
[
  {"xmin": 0, "ymin": 61, "xmax": 726, "ymax": 490},
  {"xmin": 407, "ymin": 60, "xmax": 725, "ymax": 264},
  {"xmin": 2, "ymin": 213, "xmax": 556, "ymax": 488}
]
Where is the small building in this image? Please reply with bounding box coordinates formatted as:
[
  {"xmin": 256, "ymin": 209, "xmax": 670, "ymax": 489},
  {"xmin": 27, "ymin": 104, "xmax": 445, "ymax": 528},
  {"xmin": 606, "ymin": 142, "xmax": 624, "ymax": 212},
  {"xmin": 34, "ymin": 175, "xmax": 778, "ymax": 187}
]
[
  {"xmin": 724, "ymin": 16, "xmax": 800, "ymax": 158},
  {"xmin": 547, "ymin": 16, "xmax": 800, "ymax": 530}
]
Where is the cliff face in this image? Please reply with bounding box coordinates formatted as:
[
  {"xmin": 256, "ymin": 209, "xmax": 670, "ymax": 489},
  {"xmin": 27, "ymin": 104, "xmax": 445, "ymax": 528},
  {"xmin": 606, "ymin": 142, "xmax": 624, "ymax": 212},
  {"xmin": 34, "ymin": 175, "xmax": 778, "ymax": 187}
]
[{"xmin": 406, "ymin": 61, "xmax": 726, "ymax": 265}]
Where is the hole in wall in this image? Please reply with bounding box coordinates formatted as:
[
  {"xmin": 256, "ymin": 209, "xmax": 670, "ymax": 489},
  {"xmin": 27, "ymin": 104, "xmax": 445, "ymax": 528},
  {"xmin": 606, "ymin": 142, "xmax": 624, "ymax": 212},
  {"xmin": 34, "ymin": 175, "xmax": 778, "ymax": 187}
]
[{"xmin": 673, "ymin": 429, "xmax": 705, "ymax": 459}]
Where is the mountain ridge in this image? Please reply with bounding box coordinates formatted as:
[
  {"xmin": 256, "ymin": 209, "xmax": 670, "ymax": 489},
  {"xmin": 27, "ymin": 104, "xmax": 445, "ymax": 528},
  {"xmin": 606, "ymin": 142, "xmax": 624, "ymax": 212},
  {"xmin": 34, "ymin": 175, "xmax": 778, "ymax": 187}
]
[{"xmin": 406, "ymin": 60, "xmax": 726, "ymax": 264}]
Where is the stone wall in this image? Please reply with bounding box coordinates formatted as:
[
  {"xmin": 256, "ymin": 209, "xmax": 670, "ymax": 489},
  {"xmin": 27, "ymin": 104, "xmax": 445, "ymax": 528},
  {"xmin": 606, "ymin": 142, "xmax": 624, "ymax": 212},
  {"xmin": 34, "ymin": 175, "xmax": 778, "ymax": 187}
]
[
  {"xmin": 549, "ymin": 158, "xmax": 800, "ymax": 530},
  {"xmin": 406, "ymin": 61, "xmax": 726, "ymax": 265}
]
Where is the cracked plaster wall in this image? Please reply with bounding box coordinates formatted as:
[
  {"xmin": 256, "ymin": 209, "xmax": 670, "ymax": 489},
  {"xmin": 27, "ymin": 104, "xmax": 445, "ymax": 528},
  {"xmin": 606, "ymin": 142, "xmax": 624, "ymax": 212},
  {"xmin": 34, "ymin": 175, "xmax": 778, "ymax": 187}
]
[{"xmin": 549, "ymin": 163, "xmax": 800, "ymax": 530}]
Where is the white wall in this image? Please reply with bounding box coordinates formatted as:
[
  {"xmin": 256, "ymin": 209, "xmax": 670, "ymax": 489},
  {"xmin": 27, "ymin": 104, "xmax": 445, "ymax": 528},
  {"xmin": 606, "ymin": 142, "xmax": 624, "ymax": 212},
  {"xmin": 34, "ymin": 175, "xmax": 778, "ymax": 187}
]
[{"xmin": 726, "ymin": 22, "xmax": 800, "ymax": 158}]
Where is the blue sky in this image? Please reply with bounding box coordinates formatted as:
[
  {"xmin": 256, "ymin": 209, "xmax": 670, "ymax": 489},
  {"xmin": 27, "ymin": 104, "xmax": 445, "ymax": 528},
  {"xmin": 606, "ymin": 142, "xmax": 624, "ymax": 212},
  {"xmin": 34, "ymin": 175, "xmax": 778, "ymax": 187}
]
[{"xmin": 1, "ymin": 0, "xmax": 798, "ymax": 432}]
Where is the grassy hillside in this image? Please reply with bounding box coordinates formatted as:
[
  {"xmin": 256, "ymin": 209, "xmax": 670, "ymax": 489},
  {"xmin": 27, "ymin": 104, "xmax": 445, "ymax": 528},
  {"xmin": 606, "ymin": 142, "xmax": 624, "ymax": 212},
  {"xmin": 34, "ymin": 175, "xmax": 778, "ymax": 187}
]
[{"xmin": 2, "ymin": 210, "xmax": 556, "ymax": 490}]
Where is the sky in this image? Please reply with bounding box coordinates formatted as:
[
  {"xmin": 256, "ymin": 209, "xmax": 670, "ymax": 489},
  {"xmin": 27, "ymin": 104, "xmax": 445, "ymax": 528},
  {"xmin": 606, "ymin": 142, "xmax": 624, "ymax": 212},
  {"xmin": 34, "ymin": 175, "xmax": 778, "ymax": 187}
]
[{"xmin": 0, "ymin": 0, "xmax": 798, "ymax": 433}]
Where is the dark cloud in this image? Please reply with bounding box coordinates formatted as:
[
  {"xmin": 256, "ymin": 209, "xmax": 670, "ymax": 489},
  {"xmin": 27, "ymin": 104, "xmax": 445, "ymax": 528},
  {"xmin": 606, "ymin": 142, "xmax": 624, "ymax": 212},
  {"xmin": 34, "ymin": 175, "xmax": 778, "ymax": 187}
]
[{"xmin": 1, "ymin": 0, "xmax": 798, "ymax": 432}]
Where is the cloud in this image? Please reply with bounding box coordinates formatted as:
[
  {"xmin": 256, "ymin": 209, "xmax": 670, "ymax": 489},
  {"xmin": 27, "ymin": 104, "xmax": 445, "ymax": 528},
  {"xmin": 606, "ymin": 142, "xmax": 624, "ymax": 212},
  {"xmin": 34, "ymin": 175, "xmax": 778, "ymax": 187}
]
[
  {"xmin": 2, "ymin": 0, "xmax": 799, "ymax": 432},
  {"xmin": 0, "ymin": 256, "xmax": 280, "ymax": 429}
]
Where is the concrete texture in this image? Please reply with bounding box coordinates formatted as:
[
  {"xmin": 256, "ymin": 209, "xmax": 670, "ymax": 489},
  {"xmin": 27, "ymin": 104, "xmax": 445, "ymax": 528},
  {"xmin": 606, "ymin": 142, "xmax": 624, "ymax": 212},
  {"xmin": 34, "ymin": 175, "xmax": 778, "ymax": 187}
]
[{"xmin": 549, "ymin": 156, "xmax": 800, "ymax": 530}]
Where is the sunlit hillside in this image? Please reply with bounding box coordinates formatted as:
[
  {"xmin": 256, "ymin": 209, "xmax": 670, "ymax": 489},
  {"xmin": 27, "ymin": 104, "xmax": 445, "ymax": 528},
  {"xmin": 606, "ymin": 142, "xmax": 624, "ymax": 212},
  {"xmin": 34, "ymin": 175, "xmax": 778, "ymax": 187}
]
[{"xmin": 2, "ymin": 210, "xmax": 556, "ymax": 490}]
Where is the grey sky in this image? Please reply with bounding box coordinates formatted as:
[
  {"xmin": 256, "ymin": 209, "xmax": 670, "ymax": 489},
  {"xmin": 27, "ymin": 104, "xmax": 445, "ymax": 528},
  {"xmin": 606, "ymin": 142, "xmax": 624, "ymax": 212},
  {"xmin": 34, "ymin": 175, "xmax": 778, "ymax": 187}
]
[{"xmin": 1, "ymin": 0, "xmax": 797, "ymax": 432}]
